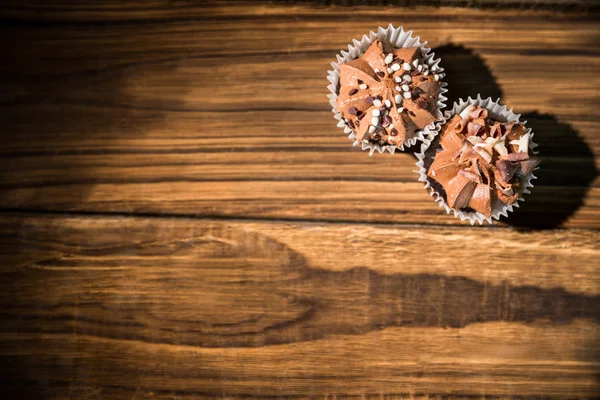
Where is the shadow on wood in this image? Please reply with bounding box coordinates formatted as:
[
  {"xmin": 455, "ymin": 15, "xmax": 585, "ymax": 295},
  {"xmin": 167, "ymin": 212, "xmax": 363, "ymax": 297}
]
[
  {"xmin": 0, "ymin": 217, "xmax": 598, "ymax": 398},
  {"xmin": 0, "ymin": 30, "xmax": 192, "ymax": 212},
  {"xmin": 0, "ymin": 225, "xmax": 597, "ymax": 349},
  {"xmin": 433, "ymin": 43, "xmax": 503, "ymax": 108},
  {"xmin": 508, "ymin": 112, "xmax": 598, "ymax": 229},
  {"xmin": 433, "ymin": 43, "xmax": 597, "ymax": 228}
]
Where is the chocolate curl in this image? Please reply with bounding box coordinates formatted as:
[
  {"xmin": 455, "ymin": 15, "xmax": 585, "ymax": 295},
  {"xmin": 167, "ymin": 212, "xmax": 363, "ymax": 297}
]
[
  {"xmin": 496, "ymin": 159, "xmax": 518, "ymax": 183},
  {"xmin": 495, "ymin": 180, "xmax": 519, "ymax": 204},
  {"xmin": 459, "ymin": 169, "xmax": 481, "ymax": 183},
  {"xmin": 457, "ymin": 143, "xmax": 479, "ymax": 165},
  {"xmin": 467, "ymin": 136, "xmax": 492, "ymax": 164},
  {"xmin": 499, "ymin": 152, "xmax": 529, "ymax": 162},
  {"xmin": 469, "ymin": 107, "xmax": 488, "ymax": 119},
  {"xmin": 501, "ymin": 121, "xmax": 515, "ymax": 136},
  {"xmin": 477, "ymin": 159, "xmax": 493, "ymax": 185},
  {"xmin": 467, "ymin": 121, "xmax": 485, "ymax": 137},
  {"xmin": 454, "ymin": 117, "xmax": 470, "ymax": 134},
  {"xmin": 489, "ymin": 122, "xmax": 503, "ymax": 138},
  {"xmin": 519, "ymin": 157, "xmax": 541, "ymax": 176},
  {"xmin": 468, "ymin": 184, "xmax": 492, "ymax": 216},
  {"xmin": 447, "ymin": 176, "xmax": 477, "ymax": 209}
]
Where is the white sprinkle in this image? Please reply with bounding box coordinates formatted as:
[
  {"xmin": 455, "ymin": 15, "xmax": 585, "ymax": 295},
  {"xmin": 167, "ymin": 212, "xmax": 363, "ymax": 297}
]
[
  {"xmin": 424, "ymin": 71, "xmax": 429, "ymax": 76},
  {"xmin": 398, "ymin": 107, "xmax": 404, "ymax": 113},
  {"xmin": 389, "ymin": 137, "xmax": 395, "ymax": 142},
  {"xmin": 359, "ymin": 83, "xmax": 368, "ymax": 90},
  {"xmin": 385, "ymin": 53, "xmax": 394, "ymax": 64},
  {"xmin": 389, "ymin": 123, "xmax": 394, "ymax": 129},
  {"xmin": 403, "ymin": 92, "xmax": 411, "ymax": 99},
  {"xmin": 395, "ymin": 76, "xmax": 402, "ymax": 83},
  {"xmin": 368, "ymin": 126, "xmax": 376, "ymax": 134},
  {"xmin": 402, "ymin": 62, "xmax": 411, "ymax": 71},
  {"xmin": 434, "ymin": 74, "xmax": 440, "ymax": 81},
  {"xmin": 371, "ymin": 116, "xmax": 379, "ymax": 125},
  {"xmin": 372, "ymin": 109, "xmax": 381, "ymax": 117},
  {"xmin": 413, "ymin": 59, "xmax": 419, "ymax": 68},
  {"xmin": 385, "ymin": 99, "xmax": 391, "ymax": 108},
  {"xmin": 373, "ymin": 99, "xmax": 382, "ymax": 107},
  {"xmin": 395, "ymin": 86, "xmax": 402, "ymax": 91},
  {"xmin": 403, "ymin": 74, "xmax": 411, "ymax": 83},
  {"xmin": 363, "ymin": 139, "xmax": 370, "ymax": 143},
  {"xmin": 432, "ymin": 66, "xmax": 438, "ymax": 72},
  {"xmin": 417, "ymin": 65, "xmax": 423, "ymax": 72},
  {"xmin": 394, "ymin": 94, "xmax": 402, "ymax": 104},
  {"xmin": 387, "ymin": 67, "xmax": 394, "ymax": 74},
  {"xmin": 391, "ymin": 63, "xmax": 400, "ymax": 71},
  {"xmin": 510, "ymin": 133, "xmax": 530, "ymax": 153},
  {"xmin": 401, "ymin": 84, "xmax": 410, "ymax": 92},
  {"xmin": 374, "ymin": 68, "xmax": 379, "ymax": 73}
]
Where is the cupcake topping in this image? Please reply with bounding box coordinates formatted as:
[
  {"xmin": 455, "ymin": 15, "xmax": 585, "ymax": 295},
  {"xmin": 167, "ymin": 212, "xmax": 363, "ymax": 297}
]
[
  {"xmin": 427, "ymin": 105, "xmax": 540, "ymax": 217},
  {"xmin": 336, "ymin": 40, "xmax": 443, "ymax": 148}
]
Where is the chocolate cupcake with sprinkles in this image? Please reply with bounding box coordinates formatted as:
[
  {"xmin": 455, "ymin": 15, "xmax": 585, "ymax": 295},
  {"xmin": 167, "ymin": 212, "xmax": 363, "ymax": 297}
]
[{"xmin": 328, "ymin": 25, "xmax": 448, "ymax": 155}]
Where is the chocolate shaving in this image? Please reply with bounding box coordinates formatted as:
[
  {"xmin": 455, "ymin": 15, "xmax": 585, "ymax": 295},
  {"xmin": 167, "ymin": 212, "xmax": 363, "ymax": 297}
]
[
  {"xmin": 519, "ymin": 157, "xmax": 541, "ymax": 176},
  {"xmin": 366, "ymin": 96, "xmax": 373, "ymax": 105},
  {"xmin": 459, "ymin": 169, "xmax": 481, "ymax": 183},
  {"xmin": 426, "ymin": 105, "xmax": 540, "ymax": 217},
  {"xmin": 496, "ymin": 159, "xmax": 518, "ymax": 183},
  {"xmin": 454, "ymin": 117, "xmax": 470, "ymax": 134},
  {"xmin": 417, "ymin": 99, "xmax": 428, "ymax": 109},
  {"xmin": 477, "ymin": 160, "xmax": 492, "ymax": 185},
  {"xmin": 501, "ymin": 122, "xmax": 515, "ymax": 136},
  {"xmin": 349, "ymin": 88, "xmax": 358, "ymax": 96},
  {"xmin": 467, "ymin": 121, "xmax": 484, "ymax": 137},
  {"xmin": 489, "ymin": 123, "xmax": 502, "ymax": 138},
  {"xmin": 390, "ymin": 129, "xmax": 398, "ymax": 136},
  {"xmin": 376, "ymin": 71, "xmax": 385, "ymax": 78},
  {"xmin": 469, "ymin": 108, "xmax": 488, "ymax": 119},
  {"xmin": 348, "ymin": 106, "xmax": 357, "ymax": 115},
  {"xmin": 452, "ymin": 180, "xmax": 477, "ymax": 209},
  {"xmin": 500, "ymin": 152, "xmax": 529, "ymax": 162}
]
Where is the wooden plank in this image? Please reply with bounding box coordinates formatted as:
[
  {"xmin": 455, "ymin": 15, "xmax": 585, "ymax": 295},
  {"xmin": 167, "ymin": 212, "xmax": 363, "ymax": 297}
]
[
  {"xmin": 1, "ymin": 63, "xmax": 598, "ymax": 229},
  {"xmin": 0, "ymin": 4, "xmax": 598, "ymax": 228},
  {"xmin": 1, "ymin": 179, "xmax": 599, "ymax": 228},
  {"xmin": 0, "ymin": 1, "xmax": 598, "ymax": 23},
  {"xmin": 0, "ymin": 214, "xmax": 598, "ymax": 398}
]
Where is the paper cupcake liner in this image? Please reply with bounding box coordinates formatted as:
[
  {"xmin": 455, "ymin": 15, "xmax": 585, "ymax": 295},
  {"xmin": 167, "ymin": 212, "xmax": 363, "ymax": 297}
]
[
  {"xmin": 415, "ymin": 95, "xmax": 539, "ymax": 225},
  {"xmin": 327, "ymin": 24, "xmax": 448, "ymax": 156}
]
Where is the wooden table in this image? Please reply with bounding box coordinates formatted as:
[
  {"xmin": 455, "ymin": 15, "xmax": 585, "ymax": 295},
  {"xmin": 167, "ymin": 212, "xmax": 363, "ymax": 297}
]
[{"xmin": 0, "ymin": 1, "xmax": 598, "ymax": 398}]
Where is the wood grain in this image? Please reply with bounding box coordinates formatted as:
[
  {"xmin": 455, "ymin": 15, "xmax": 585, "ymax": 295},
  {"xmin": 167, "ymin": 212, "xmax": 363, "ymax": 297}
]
[
  {"xmin": 0, "ymin": 3, "xmax": 599, "ymax": 228},
  {"xmin": 0, "ymin": 2, "xmax": 599, "ymax": 398},
  {"xmin": 0, "ymin": 214, "xmax": 598, "ymax": 398}
]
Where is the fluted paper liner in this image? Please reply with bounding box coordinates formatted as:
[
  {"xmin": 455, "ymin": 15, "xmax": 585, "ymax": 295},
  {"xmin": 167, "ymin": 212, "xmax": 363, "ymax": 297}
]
[
  {"xmin": 415, "ymin": 95, "xmax": 539, "ymax": 225},
  {"xmin": 327, "ymin": 24, "xmax": 448, "ymax": 156}
]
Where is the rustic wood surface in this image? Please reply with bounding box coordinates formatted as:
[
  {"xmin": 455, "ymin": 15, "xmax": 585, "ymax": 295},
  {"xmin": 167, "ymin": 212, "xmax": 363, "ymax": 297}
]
[{"xmin": 0, "ymin": 1, "xmax": 598, "ymax": 398}]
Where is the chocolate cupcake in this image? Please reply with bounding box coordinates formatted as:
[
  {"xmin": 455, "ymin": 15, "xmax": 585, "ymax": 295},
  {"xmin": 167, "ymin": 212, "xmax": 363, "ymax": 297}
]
[
  {"xmin": 416, "ymin": 96, "xmax": 540, "ymax": 224},
  {"xmin": 328, "ymin": 25, "xmax": 447, "ymax": 155}
]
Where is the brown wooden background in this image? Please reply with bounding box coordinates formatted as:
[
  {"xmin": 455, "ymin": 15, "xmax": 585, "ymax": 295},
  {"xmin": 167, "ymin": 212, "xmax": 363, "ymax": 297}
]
[{"xmin": 0, "ymin": 1, "xmax": 599, "ymax": 398}]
